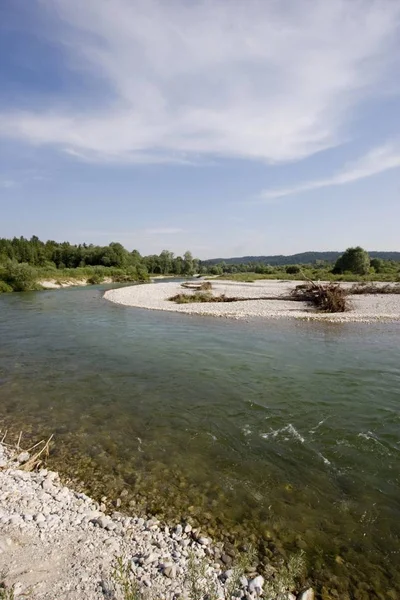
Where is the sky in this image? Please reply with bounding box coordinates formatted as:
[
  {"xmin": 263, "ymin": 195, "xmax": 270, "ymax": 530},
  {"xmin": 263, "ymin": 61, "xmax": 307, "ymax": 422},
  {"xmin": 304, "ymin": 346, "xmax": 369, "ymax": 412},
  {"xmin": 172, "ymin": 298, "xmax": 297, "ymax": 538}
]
[{"xmin": 0, "ymin": 0, "xmax": 400, "ymax": 259}]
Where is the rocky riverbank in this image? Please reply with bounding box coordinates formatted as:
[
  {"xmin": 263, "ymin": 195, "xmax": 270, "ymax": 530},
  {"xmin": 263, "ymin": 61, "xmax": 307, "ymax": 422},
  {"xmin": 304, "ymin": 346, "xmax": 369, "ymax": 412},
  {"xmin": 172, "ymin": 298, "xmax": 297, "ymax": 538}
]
[
  {"xmin": 0, "ymin": 441, "xmax": 313, "ymax": 600},
  {"xmin": 104, "ymin": 280, "xmax": 400, "ymax": 322}
]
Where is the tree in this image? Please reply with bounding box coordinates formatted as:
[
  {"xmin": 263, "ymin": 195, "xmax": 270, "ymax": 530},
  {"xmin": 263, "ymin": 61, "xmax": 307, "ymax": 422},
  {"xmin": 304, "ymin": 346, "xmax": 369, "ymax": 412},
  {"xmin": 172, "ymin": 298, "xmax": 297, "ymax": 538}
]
[
  {"xmin": 370, "ymin": 258, "xmax": 384, "ymax": 273},
  {"xmin": 183, "ymin": 251, "xmax": 194, "ymax": 276},
  {"xmin": 333, "ymin": 247, "xmax": 370, "ymax": 275},
  {"xmin": 159, "ymin": 250, "xmax": 174, "ymax": 275}
]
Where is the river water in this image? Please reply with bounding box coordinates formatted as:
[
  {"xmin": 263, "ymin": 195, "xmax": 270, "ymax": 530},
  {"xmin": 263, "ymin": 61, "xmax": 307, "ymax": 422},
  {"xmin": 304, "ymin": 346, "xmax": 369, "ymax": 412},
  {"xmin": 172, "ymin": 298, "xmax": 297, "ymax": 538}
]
[{"xmin": 0, "ymin": 284, "xmax": 399, "ymax": 598}]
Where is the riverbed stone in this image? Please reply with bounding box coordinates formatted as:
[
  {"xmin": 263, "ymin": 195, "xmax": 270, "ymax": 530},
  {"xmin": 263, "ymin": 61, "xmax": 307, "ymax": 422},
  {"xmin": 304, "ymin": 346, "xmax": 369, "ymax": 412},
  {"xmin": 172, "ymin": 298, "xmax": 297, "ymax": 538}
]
[
  {"xmin": 298, "ymin": 589, "xmax": 315, "ymax": 600},
  {"xmin": 249, "ymin": 575, "xmax": 264, "ymax": 593}
]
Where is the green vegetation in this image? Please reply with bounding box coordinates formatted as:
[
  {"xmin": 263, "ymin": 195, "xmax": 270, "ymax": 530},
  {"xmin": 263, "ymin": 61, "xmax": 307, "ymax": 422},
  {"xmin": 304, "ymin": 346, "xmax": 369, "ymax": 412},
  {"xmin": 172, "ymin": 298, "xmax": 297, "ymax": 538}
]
[
  {"xmin": 112, "ymin": 556, "xmax": 140, "ymax": 600},
  {"xmin": 111, "ymin": 547, "xmax": 306, "ymax": 600},
  {"xmin": 0, "ymin": 261, "xmax": 39, "ymax": 292},
  {"xmin": 333, "ymin": 246, "xmax": 370, "ymax": 275},
  {"xmin": 169, "ymin": 291, "xmax": 221, "ymax": 303},
  {"xmin": 0, "ymin": 281, "xmax": 13, "ymax": 293},
  {"xmin": 263, "ymin": 551, "xmax": 306, "ymax": 599},
  {"xmin": 0, "ymin": 236, "xmax": 205, "ymax": 292},
  {"xmin": 0, "ymin": 581, "xmax": 15, "ymax": 600},
  {"xmin": 0, "ymin": 237, "xmax": 399, "ymax": 293}
]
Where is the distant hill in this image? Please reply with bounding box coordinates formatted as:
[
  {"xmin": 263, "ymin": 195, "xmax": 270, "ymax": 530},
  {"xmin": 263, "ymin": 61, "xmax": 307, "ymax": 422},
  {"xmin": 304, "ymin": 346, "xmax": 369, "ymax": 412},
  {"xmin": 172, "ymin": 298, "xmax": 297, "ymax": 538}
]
[{"xmin": 202, "ymin": 251, "xmax": 400, "ymax": 266}]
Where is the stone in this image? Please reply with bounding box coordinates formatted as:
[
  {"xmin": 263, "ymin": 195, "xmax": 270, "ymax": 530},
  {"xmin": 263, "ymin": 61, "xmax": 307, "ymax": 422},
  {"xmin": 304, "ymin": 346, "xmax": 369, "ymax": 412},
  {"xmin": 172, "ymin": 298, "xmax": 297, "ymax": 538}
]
[
  {"xmin": 249, "ymin": 575, "xmax": 264, "ymax": 593},
  {"xmin": 198, "ymin": 537, "xmax": 211, "ymax": 546},
  {"xmin": 42, "ymin": 478, "xmax": 54, "ymax": 492},
  {"xmin": 34, "ymin": 513, "xmax": 46, "ymax": 523},
  {"xmin": 164, "ymin": 565, "xmax": 177, "ymax": 579},
  {"xmin": 17, "ymin": 451, "xmax": 30, "ymax": 464},
  {"xmin": 95, "ymin": 515, "xmax": 111, "ymax": 529},
  {"xmin": 298, "ymin": 589, "xmax": 315, "ymax": 600}
]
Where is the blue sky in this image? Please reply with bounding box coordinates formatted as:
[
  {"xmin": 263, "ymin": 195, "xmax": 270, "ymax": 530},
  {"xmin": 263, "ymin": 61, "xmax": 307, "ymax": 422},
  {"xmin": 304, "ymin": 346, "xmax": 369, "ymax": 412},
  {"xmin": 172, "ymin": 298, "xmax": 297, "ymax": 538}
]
[{"xmin": 0, "ymin": 0, "xmax": 399, "ymax": 259}]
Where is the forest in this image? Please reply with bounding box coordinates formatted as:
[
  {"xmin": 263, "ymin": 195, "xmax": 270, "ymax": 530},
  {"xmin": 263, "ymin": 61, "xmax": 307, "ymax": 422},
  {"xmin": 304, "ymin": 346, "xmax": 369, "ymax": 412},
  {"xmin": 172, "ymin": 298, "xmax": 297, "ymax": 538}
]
[{"xmin": 0, "ymin": 236, "xmax": 399, "ymax": 292}]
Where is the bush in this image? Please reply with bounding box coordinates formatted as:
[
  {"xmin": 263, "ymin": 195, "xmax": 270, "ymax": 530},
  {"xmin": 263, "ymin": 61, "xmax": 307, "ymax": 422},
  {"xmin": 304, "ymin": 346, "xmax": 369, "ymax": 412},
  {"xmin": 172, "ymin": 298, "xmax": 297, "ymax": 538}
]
[
  {"xmin": 333, "ymin": 247, "xmax": 370, "ymax": 275},
  {"xmin": 87, "ymin": 273, "xmax": 104, "ymax": 285},
  {"xmin": 0, "ymin": 280, "xmax": 13, "ymax": 293},
  {"xmin": 2, "ymin": 262, "xmax": 38, "ymax": 291},
  {"xmin": 286, "ymin": 265, "xmax": 301, "ymax": 274}
]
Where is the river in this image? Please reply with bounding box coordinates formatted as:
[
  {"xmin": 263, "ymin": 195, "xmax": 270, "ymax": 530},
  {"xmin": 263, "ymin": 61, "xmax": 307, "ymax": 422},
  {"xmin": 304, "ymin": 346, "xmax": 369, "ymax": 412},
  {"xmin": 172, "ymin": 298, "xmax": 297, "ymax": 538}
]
[{"xmin": 0, "ymin": 283, "xmax": 399, "ymax": 598}]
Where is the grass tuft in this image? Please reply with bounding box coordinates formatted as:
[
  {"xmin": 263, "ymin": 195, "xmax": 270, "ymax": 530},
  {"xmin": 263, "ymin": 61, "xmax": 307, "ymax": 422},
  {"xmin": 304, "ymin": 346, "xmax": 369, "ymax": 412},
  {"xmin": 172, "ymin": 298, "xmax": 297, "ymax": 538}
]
[{"xmin": 349, "ymin": 283, "xmax": 400, "ymax": 295}]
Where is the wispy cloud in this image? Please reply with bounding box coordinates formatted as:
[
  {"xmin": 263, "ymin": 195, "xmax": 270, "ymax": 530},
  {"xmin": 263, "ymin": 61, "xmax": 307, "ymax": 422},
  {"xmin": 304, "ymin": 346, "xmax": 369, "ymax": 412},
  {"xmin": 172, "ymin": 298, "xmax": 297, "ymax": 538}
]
[
  {"xmin": 144, "ymin": 228, "xmax": 183, "ymax": 235},
  {"xmin": 258, "ymin": 143, "xmax": 400, "ymax": 200},
  {"xmin": 0, "ymin": 179, "xmax": 17, "ymax": 189},
  {"xmin": 0, "ymin": 0, "xmax": 399, "ymax": 164}
]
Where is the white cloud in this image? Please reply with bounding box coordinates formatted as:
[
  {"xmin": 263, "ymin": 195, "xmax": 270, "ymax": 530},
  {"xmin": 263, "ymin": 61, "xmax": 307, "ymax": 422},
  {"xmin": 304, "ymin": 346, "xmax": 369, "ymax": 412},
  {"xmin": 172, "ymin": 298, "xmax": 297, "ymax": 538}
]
[
  {"xmin": 144, "ymin": 228, "xmax": 183, "ymax": 235},
  {"xmin": 0, "ymin": 179, "xmax": 17, "ymax": 189},
  {"xmin": 0, "ymin": 0, "xmax": 399, "ymax": 164},
  {"xmin": 259, "ymin": 143, "xmax": 400, "ymax": 199}
]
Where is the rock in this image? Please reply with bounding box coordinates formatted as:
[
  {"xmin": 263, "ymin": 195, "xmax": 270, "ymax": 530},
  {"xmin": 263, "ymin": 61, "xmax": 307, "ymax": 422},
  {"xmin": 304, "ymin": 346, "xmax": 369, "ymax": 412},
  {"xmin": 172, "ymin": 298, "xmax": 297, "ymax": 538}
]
[
  {"xmin": 95, "ymin": 515, "xmax": 111, "ymax": 529},
  {"xmin": 34, "ymin": 513, "xmax": 46, "ymax": 523},
  {"xmin": 198, "ymin": 537, "xmax": 211, "ymax": 546},
  {"xmin": 163, "ymin": 565, "xmax": 177, "ymax": 579},
  {"xmin": 17, "ymin": 451, "xmax": 30, "ymax": 464},
  {"xmin": 249, "ymin": 575, "xmax": 264, "ymax": 593},
  {"xmin": 42, "ymin": 478, "xmax": 54, "ymax": 491},
  {"xmin": 298, "ymin": 589, "xmax": 315, "ymax": 600}
]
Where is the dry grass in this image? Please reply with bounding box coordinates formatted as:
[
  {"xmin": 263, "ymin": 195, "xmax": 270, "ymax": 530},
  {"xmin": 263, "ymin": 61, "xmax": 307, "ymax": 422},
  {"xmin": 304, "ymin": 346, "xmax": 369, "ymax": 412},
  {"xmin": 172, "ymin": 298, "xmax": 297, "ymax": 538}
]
[
  {"xmin": 0, "ymin": 430, "xmax": 53, "ymax": 471},
  {"xmin": 169, "ymin": 292, "xmax": 239, "ymax": 304},
  {"xmin": 349, "ymin": 283, "xmax": 400, "ymax": 295}
]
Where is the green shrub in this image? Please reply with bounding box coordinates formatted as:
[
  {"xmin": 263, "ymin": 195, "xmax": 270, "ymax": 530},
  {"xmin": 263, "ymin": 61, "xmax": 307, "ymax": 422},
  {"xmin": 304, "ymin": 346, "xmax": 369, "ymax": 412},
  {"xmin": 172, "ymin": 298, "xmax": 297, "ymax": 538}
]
[
  {"xmin": 0, "ymin": 281, "xmax": 13, "ymax": 293},
  {"xmin": 87, "ymin": 273, "xmax": 104, "ymax": 285},
  {"xmin": 2, "ymin": 262, "xmax": 38, "ymax": 291},
  {"xmin": 286, "ymin": 265, "xmax": 301, "ymax": 274}
]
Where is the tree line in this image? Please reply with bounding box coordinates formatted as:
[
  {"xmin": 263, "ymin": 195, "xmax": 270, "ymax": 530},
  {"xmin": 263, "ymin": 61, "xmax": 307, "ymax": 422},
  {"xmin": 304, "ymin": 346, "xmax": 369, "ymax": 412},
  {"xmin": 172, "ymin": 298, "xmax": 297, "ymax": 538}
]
[
  {"xmin": 0, "ymin": 236, "xmax": 200, "ymax": 276},
  {"xmin": 0, "ymin": 237, "xmax": 399, "ymax": 293}
]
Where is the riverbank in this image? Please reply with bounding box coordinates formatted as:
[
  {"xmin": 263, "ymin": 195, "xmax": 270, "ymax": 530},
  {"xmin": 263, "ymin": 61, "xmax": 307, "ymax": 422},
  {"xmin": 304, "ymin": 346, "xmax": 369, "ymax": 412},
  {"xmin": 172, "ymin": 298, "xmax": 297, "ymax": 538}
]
[
  {"xmin": 0, "ymin": 440, "xmax": 312, "ymax": 600},
  {"xmin": 104, "ymin": 280, "xmax": 400, "ymax": 322}
]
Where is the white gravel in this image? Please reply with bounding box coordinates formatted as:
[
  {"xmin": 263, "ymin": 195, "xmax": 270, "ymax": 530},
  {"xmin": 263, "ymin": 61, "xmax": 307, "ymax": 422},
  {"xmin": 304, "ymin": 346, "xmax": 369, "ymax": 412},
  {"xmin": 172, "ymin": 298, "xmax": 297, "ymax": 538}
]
[
  {"xmin": 104, "ymin": 280, "xmax": 400, "ymax": 322},
  {"xmin": 0, "ymin": 442, "xmax": 313, "ymax": 600}
]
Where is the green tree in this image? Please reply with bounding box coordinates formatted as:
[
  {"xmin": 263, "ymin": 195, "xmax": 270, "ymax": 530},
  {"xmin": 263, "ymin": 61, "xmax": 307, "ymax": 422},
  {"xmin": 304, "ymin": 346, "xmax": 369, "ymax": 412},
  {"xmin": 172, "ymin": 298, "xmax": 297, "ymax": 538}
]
[
  {"xmin": 286, "ymin": 265, "xmax": 300, "ymax": 274},
  {"xmin": 183, "ymin": 250, "xmax": 194, "ymax": 276},
  {"xmin": 333, "ymin": 247, "xmax": 370, "ymax": 275},
  {"xmin": 370, "ymin": 258, "xmax": 384, "ymax": 273}
]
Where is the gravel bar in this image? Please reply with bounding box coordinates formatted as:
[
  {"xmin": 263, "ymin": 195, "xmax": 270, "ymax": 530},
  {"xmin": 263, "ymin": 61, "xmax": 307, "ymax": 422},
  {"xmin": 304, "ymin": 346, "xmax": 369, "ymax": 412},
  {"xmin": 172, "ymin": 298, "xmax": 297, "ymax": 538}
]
[{"xmin": 104, "ymin": 280, "xmax": 400, "ymax": 322}]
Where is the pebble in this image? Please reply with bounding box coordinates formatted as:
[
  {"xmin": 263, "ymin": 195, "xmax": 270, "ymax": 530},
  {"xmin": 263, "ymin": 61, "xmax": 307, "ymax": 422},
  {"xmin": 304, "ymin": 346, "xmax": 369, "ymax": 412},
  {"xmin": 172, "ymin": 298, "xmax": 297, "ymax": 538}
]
[
  {"xmin": 249, "ymin": 575, "xmax": 264, "ymax": 593},
  {"xmin": 298, "ymin": 589, "xmax": 315, "ymax": 600},
  {"xmin": 0, "ymin": 440, "xmax": 312, "ymax": 600},
  {"xmin": 17, "ymin": 451, "xmax": 30, "ymax": 464}
]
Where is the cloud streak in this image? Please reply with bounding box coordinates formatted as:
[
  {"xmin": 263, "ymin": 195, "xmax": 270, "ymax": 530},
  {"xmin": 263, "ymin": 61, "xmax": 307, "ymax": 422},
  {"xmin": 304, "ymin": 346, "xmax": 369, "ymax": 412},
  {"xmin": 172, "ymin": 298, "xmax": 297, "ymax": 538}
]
[
  {"xmin": 0, "ymin": 0, "xmax": 399, "ymax": 164},
  {"xmin": 258, "ymin": 144, "xmax": 400, "ymax": 199}
]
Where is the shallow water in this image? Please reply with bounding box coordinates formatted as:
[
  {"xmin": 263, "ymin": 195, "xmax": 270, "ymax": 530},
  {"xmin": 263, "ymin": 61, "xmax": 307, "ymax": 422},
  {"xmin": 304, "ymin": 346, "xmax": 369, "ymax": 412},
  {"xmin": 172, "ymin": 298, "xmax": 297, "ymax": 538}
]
[{"xmin": 1, "ymin": 285, "xmax": 399, "ymax": 597}]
